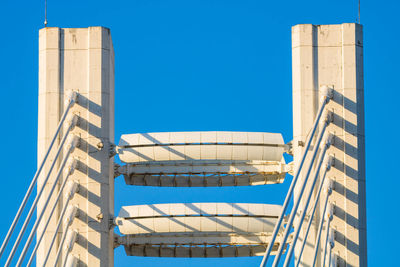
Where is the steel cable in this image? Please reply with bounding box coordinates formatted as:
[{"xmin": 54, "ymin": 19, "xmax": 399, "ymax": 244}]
[
  {"xmin": 0, "ymin": 92, "xmax": 77, "ymax": 259},
  {"xmin": 259, "ymin": 89, "xmax": 332, "ymax": 267}
]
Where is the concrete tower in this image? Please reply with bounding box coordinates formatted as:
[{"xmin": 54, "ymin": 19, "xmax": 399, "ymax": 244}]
[
  {"xmin": 34, "ymin": 23, "xmax": 366, "ymax": 267},
  {"xmin": 292, "ymin": 24, "xmax": 366, "ymax": 266},
  {"xmin": 37, "ymin": 27, "xmax": 115, "ymax": 266}
]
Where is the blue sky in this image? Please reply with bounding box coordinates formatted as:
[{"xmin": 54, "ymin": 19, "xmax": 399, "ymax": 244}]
[{"xmin": 0, "ymin": 0, "xmax": 397, "ymax": 266}]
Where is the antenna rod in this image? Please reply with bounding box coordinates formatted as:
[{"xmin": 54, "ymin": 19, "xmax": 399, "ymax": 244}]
[
  {"xmin": 44, "ymin": 0, "xmax": 48, "ymax": 27},
  {"xmin": 358, "ymin": 0, "xmax": 361, "ymax": 23}
]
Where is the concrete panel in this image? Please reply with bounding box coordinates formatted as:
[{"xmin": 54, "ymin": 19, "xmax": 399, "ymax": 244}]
[
  {"xmin": 37, "ymin": 27, "xmax": 114, "ymax": 267},
  {"xmin": 292, "ymin": 24, "xmax": 366, "ymax": 266},
  {"xmin": 118, "ymin": 131, "xmax": 285, "ymax": 163}
]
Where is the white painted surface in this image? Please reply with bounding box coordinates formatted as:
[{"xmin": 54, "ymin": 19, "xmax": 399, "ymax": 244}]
[
  {"xmin": 118, "ymin": 131, "xmax": 285, "ymax": 163},
  {"xmin": 117, "ymin": 203, "xmax": 281, "ymax": 235},
  {"xmin": 292, "ymin": 24, "xmax": 366, "ymax": 267},
  {"xmin": 117, "ymin": 203, "xmax": 284, "ymax": 257},
  {"xmin": 37, "ymin": 27, "xmax": 114, "ymax": 267}
]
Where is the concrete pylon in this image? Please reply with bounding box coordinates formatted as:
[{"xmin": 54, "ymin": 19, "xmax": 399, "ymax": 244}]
[
  {"xmin": 292, "ymin": 24, "xmax": 366, "ymax": 266},
  {"xmin": 38, "ymin": 27, "xmax": 114, "ymax": 266}
]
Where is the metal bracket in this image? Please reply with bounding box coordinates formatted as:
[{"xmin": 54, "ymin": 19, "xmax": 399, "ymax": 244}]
[
  {"xmin": 286, "ymin": 161, "xmax": 294, "ymax": 176},
  {"xmin": 113, "ymin": 233, "xmax": 124, "ymax": 248},
  {"xmin": 320, "ymin": 85, "xmax": 334, "ymax": 102},
  {"xmin": 109, "ymin": 143, "xmax": 117, "ymax": 158},
  {"xmin": 114, "ymin": 163, "xmax": 122, "ymax": 178},
  {"xmin": 285, "ymin": 140, "xmax": 293, "ymax": 155}
]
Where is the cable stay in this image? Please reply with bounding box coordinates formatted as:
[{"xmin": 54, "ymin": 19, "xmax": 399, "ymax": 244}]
[
  {"xmin": 41, "ymin": 182, "xmax": 79, "ymax": 267},
  {"xmin": 295, "ymin": 177, "xmax": 333, "ymax": 267},
  {"xmin": 2, "ymin": 86, "xmax": 339, "ymax": 266},
  {"xmin": 282, "ymin": 154, "xmax": 334, "ymax": 267},
  {"xmin": 52, "ymin": 217, "xmax": 78, "ymax": 267},
  {"xmin": 260, "ymin": 86, "xmax": 336, "ymax": 267},
  {"xmin": 15, "ymin": 150, "xmax": 78, "ymax": 266},
  {"xmin": 0, "ymin": 92, "xmax": 79, "ymax": 266},
  {"xmin": 25, "ymin": 160, "xmax": 78, "ymax": 267},
  {"xmin": 311, "ymin": 202, "xmax": 334, "ymax": 266}
]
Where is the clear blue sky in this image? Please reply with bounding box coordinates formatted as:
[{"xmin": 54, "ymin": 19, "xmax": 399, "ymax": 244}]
[{"xmin": 0, "ymin": 0, "xmax": 397, "ymax": 266}]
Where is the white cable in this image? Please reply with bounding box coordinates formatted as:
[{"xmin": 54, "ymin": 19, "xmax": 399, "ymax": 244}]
[
  {"xmin": 25, "ymin": 159, "xmax": 78, "ymax": 267},
  {"xmin": 41, "ymin": 185, "xmax": 79, "ymax": 267},
  {"xmin": 64, "ymin": 254, "xmax": 78, "ymax": 267},
  {"xmin": 0, "ymin": 92, "xmax": 78, "ymax": 259},
  {"xmin": 294, "ymin": 171, "xmax": 333, "ymax": 267},
  {"xmin": 64, "ymin": 230, "xmax": 78, "ymax": 252},
  {"xmin": 330, "ymin": 252, "xmax": 337, "ymax": 267},
  {"xmin": 272, "ymin": 130, "xmax": 333, "ymax": 267},
  {"xmin": 311, "ymin": 202, "xmax": 334, "ymax": 266},
  {"xmin": 15, "ymin": 155, "xmax": 78, "ymax": 266},
  {"xmin": 322, "ymin": 218, "xmax": 335, "ymax": 266},
  {"xmin": 259, "ymin": 91, "xmax": 333, "ymax": 267},
  {"xmin": 53, "ymin": 229, "xmax": 77, "ymax": 267},
  {"xmin": 62, "ymin": 230, "xmax": 78, "ymax": 267},
  {"xmin": 5, "ymin": 133, "xmax": 79, "ymax": 266},
  {"xmin": 283, "ymin": 154, "xmax": 333, "ymax": 267}
]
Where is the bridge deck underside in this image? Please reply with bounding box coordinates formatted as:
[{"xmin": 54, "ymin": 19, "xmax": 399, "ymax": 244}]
[
  {"xmin": 121, "ymin": 160, "xmax": 288, "ymax": 186},
  {"xmin": 117, "ymin": 203, "xmax": 288, "ymax": 257}
]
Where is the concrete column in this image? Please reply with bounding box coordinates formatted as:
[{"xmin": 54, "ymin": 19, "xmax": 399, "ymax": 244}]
[
  {"xmin": 37, "ymin": 27, "xmax": 62, "ymax": 266},
  {"xmin": 292, "ymin": 24, "xmax": 366, "ymax": 266},
  {"xmin": 38, "ymin": 27, "xmax": 114, "ymax": 266}
]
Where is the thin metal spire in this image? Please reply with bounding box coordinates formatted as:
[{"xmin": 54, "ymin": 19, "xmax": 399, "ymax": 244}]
[{"xmin": 44, "ymin": 0, "xmax": 48, "ymax": 27}]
